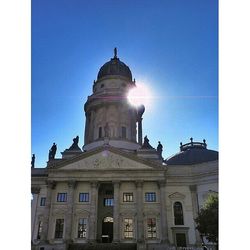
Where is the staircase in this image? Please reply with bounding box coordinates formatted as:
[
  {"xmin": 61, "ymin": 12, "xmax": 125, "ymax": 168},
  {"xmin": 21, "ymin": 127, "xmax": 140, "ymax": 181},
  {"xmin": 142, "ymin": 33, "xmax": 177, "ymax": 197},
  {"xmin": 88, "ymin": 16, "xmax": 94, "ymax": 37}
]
[{"xmin": 68, "ymin": 243, "xmax": 137, "ymax": 250}]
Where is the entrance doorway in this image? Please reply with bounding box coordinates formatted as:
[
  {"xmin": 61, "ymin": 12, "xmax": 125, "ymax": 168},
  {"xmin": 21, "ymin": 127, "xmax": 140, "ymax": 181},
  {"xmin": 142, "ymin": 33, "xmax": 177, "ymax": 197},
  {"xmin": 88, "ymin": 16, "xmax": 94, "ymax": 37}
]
[{"xmin": 102, "ymin": 217, "xmax": 113, "ymax": 243}]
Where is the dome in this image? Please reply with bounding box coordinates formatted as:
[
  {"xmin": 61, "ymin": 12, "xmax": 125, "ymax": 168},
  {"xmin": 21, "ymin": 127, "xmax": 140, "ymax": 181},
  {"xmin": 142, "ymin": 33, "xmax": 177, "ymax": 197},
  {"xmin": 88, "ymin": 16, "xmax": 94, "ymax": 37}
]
[
  {"xmin": 97, "ymin": 48, "xmax": 132, "ymax": 81},
  {"xmin": 165, "ymin": 139, "xmax": 218, "ymax": 165}
]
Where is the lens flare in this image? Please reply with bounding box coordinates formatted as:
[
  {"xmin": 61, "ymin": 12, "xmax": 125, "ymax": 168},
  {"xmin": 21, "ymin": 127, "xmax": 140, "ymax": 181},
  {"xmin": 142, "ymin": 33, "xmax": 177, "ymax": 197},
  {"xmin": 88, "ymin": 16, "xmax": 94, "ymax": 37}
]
[{"xmin": 127, "ymin": 83, "xmax": 153, "ymax": 108}]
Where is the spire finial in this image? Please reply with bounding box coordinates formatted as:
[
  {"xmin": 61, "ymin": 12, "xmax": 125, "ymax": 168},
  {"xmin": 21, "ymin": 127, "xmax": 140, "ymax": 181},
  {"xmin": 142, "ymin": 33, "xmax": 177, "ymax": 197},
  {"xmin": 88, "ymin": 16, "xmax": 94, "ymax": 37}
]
[{"xmin": 114, "ymin": 47, "xmax": 117, "ymax": 58}]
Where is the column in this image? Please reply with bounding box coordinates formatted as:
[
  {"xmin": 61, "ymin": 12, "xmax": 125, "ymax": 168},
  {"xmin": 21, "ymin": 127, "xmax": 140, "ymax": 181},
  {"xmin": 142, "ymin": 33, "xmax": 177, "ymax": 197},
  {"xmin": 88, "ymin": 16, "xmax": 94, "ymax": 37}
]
[
  {"xmin": 158, "ymin": 180, "xmax": 168, "ymax": 243},
  {"xmin": 65, "ymin": 180, "xmax": 77, "ymax": 243},
  {"xmin": 113, "ymin": 181, "xmax": 120, "ymax": 242},
  {"xmin": 89, "ymin": 181, "xmax": 98, "ymax": 242},
  {"xmin": 136, "ymin": 181, "xmax": 144, "ymax": 242},
  {"xmin": 31, "ymin": 187, "xmax": 40, "ymax": 241},
  {"xmin": 138, "ymin": 118, "xmax": 143, "ymax": 145},
  {"xmin": 43, "ymin": 181, "xmax": 56, "ymax": 242},
  {"xmin": 189, "ymin": 185, "xmax": 202, "ymax": 245}
]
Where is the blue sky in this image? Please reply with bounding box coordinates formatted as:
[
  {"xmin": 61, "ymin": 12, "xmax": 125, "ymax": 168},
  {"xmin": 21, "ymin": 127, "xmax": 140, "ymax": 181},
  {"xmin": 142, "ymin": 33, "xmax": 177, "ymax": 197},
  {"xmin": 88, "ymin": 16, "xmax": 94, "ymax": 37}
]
[{"xmin": 32, "ymin": 0, "xmax": 218, "ymax": 167}]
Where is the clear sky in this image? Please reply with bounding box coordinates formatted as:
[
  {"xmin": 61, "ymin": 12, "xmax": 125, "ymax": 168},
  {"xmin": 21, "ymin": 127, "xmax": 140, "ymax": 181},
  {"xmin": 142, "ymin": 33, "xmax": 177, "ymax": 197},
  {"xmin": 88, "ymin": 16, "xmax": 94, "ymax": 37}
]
[{"xmin": 32, "ymin": 0, "xmax": 218, "ymax": 168}]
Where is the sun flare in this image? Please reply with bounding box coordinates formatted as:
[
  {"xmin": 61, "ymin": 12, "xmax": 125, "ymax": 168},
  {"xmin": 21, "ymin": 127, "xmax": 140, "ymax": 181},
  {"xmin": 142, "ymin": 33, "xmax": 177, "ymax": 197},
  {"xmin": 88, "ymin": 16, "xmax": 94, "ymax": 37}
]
[{"xmin": 127, "ymin": 83, "xmax": 153, "ymax": 108}]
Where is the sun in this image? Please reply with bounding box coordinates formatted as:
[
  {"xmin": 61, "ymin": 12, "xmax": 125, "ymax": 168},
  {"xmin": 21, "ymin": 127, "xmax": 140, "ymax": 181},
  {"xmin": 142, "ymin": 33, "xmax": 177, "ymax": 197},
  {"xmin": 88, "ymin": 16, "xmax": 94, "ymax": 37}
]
[{"xmin": 127, "ymin": 83, "xmax": 153, "ymax": 108}]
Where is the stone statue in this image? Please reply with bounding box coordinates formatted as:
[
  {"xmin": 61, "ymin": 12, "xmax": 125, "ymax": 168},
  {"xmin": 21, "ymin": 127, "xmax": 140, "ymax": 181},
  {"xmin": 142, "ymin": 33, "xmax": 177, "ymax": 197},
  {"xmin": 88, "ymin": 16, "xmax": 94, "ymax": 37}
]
[
  {"xmin": 31, "ymin": 154, "xmax": 35, "ymax": 168},
  {"xmin": 49, "ymin": 143, "xmax": 57, "ymax": 160},
  {"xmin": 68, "ymin": 136, "xmax": 81, "ymax": 150},
  {"xmin": 104, "ymin": 123, "xmax": 110, "ymax": 137},
  {"xmin": 141, "ymin": 135, "xmax": 153, "ymax": 149},
  {"xmin": 114, "ymin": 47, "xmax": 117, "ymax": 58},
  {"xmin": 157, "ymin": 141, "xmax": 163, "ymax": 156}
]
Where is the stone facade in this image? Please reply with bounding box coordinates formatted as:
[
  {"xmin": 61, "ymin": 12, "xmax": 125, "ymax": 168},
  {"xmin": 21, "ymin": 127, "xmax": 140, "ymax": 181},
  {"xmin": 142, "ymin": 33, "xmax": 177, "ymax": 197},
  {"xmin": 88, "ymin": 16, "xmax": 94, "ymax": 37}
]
[{"xmin": 31, "ymin": 50, "xmax": 218, "ymax": 250}]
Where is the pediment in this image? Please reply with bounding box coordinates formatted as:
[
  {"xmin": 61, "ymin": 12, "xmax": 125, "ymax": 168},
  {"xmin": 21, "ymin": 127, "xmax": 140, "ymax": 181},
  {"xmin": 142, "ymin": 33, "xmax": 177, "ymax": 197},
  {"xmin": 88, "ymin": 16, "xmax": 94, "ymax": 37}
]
[
  {"xmin": 168, "ymin": 192, "xmax": 186, "ymax": 200},
  {"xmin": 55, "ymin": 148, "xmax": 160, "ymax": 171}
]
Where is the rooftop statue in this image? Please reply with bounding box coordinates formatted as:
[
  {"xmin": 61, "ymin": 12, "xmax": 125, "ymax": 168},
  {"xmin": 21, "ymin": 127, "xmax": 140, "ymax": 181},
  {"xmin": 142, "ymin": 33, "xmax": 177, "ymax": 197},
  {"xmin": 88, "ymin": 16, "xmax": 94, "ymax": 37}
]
[
  {"xmin": 157, "ymin": 141, "xmax": 163, "ymax": 158},
  {"xmin": 31, "ymin": 154, "xmax": 35, "ymax": 168},
  {"xmin": 141, "ymin": 135, "xmax": 153, "ymax": 149},
  {"xmin": 68, "ymin": 136, "xmax": 81, "ymax": 150},
  {"xmin": 49, "ymin": 143, "xmax": 57, "ymax": 160}
]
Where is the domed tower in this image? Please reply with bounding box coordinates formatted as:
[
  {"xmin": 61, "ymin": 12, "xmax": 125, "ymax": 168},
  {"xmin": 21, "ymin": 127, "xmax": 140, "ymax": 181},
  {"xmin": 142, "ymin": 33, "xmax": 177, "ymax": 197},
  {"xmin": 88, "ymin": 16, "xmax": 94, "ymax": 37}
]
[{"xmin": 83, "ymin": 48, "xmax": 143, "ymax": 151}]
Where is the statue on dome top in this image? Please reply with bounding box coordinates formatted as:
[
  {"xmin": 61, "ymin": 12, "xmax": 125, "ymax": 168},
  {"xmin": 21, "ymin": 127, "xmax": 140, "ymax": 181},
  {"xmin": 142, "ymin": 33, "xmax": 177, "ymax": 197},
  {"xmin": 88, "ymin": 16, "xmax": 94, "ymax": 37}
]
[
  {"xmin": 49, "ymin": 143, "xmax": 57, "ymax": 160},
  {"xmin": 114, "ymin": 47, "xmax": 117, "ymax": 58}
]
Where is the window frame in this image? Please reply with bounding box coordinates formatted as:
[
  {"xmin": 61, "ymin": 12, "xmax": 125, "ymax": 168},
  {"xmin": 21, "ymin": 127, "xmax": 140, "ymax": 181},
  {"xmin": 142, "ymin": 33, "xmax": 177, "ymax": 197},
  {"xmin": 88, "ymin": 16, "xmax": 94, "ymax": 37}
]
[
  {"xmin": 123, "ymin": 218, "xmax": 134, "ymax": 239},
  {"xmin": 78, "ymin": 218, "xmax": 87, "ymax": 238},
  {"xmin": 57, "ymin": 193, "xmax": 67, "ymax": 202},
  {"xmin": 147, "ymin": 218, "xmax": 157, "ymax": 239},
  {"xmin": 173, "ymin": 201, "xmax": 184, "ymax": 225},
  {"xmin": 145, "ymin": 192, "xmax": 156, "ymax": 202},
  {"xmin": 103, "ymin": 198, "xmax": 114, "ymax": 206},
  {"xmin": 79, "ymin": 192, "xmax": 89, "ymax": 202},
  {"xmin": 123, "ymin": 192, "xmax": 134, "ymax": 202},
  {"xmin": 54, "ymin": 219, "xmax": 64, "ymax": 239},
  {"xmin": 40, "ymin": 197, "xmax": 46, "ymax": 206}
]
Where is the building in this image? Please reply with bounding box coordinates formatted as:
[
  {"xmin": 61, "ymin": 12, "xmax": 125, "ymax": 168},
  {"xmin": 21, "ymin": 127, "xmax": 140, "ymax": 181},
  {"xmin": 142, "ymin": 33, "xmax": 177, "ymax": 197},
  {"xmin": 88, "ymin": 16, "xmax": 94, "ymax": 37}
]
[{"xmin": 31, "ymin": 49, "xmax": 218, "ymax": 250}]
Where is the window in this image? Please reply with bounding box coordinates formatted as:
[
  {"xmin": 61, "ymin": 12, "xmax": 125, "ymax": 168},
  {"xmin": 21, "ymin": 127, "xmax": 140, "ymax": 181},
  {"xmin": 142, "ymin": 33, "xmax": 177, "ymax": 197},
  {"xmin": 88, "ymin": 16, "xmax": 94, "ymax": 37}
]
[
  {"xmin": 174, "ymin": 202, "xmax": 184, "ymax": 225},
  {"xmin": 122, "ymin": 126, "xmax": 126, "ymax": 139},
  {"xmin": 37, "ymin": 221, "xmax": 43, "ymax": 239},
  {"xmin": 40, "ymin": 197, "xmax": 46, "ymax": 206},
  {"xmin": 123, "ymin": 193, "xmax": 133, "ymax": 202},
  {"xmin": 145, "ymin": 192, "xmax": 156, "ymax": 202},
  {"xmin": 79, "ymin": 193, "xmax": 89, "ymax": 202},
  {"xmin": 104, "ymin": 198, "xmax": 113, "ymax": 206},
  {"xmin": 54, "ymin": 219, "xmax": 64, "ymax": 238},
  {"xmin": 57, "ymin": 193, "xmax": 67, "ymax": 202},
  {"xmin": 176, "ymin": 233, "xmax": 187, "ymax": 247},
  {"xmin": 147, "ymin": 218, "xmax": 156, "ymax": 238},
  {"xmin": 78, "ymin": 218, "xmax": 87, "ymax": 238},
  {"xmin": 99, "ymin": 127, "xmax": 102, "ymax": 138},
  {"xmin": 124, "ymin": 218, "xmax": 133, "ymax": 238}
]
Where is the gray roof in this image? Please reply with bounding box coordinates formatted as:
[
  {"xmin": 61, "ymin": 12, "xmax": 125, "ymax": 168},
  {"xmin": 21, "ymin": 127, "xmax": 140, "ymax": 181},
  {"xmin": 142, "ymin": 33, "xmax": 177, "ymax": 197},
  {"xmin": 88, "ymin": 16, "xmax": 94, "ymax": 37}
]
[{"xmin": 165, "ymin": 146, "xmax": 218, "ymax": 165}]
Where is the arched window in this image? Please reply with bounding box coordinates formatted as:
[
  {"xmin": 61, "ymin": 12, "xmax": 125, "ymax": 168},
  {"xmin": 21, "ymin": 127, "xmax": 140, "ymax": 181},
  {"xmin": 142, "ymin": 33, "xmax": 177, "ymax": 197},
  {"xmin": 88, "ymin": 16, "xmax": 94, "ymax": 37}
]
[{"xmin": 174, "ymin": 202, "xmax": 184, "ymax": 225}]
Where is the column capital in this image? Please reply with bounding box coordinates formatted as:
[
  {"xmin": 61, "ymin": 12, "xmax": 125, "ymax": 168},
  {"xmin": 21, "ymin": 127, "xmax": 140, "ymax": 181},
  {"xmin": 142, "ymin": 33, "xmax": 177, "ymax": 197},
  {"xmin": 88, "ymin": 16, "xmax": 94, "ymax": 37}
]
[
  {"xmin": 112, "ymin": 181, "xmax": 120, "ymax": 187},
  {"xmin": 90, "ymin": 181, "xmax": 99, "ymax": 188},
  {"xmin": 68, "ymin": 180, "xmax": 77, "ymax": 189},
  {"xmin": 157, "ymin": 180, "xmax": 166, "ymax": 188},
  {"xmin": 31, "ymin": 186, "xmax": 40, "ymax": 194},
  {"xmin": 135, "ymin": 180, "xmax": 143, "ymax": 188},
  {"xmin": 46, "ymin": 180, "xmax": 56, "ymax": 189},
  {"xmin": 189, "ymin": 184, "xmax": 197, "ymax": 192}
]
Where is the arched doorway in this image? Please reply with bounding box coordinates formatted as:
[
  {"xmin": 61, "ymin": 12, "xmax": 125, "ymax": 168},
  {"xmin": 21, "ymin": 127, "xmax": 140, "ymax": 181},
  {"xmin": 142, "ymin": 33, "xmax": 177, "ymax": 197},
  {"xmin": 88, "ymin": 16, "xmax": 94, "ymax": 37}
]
[{"xmin": 102, "ymin": 216, "xmax": 113, "ymax": 243}]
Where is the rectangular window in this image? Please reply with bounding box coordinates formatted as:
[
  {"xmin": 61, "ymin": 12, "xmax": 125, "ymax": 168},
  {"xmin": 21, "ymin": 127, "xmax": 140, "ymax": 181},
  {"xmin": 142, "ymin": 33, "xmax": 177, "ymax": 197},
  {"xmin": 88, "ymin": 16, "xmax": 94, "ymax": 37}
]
[
  {"xmin": 99, "ymin": 127, "xmax": 102, "ymax": 138},
  {"xmin": 57, "ymin": 193, "xmax": 67, "ymax": 202},
  {"xmin": 147, "ymin": 218, "xmax": 157, "ymax": 238},
  {"xmin": 122, "ymin": 126, "xmax": 126, "ymax": 139},
  {"xmin": 79, "ymin": 193, "xmax": 89, "ymax": 202},
  {"xmin": 123, "ymin": 193, "xmax": 133, "ymax": 202},
  {"xmin": 78, "ymin": 218, "xmax": 87, "ymax": 238},
  {"xmin": 37, "ymin": 221, "xmax": 43, "ymax": 239},
  {"xmin": 54, "ymin": 219, "xmax": 64, "ymax": 239},
  {"xmin": 40, "ymin": 197, "xmax": 46, "ymax": 206},
  {"xmin": 145, "ymin": 192, "xmax": 156, "ymax": 202},
  {"xmin": 124, "ymin": 218, "xmax": 133, "ymax": 238},
  {"xmin": 176, "ymin": 233, "xmax": 187, "ymax": 247},
  {"xmin": 104, "ymin": 198, "xmax": 114, "ymax": 206}
]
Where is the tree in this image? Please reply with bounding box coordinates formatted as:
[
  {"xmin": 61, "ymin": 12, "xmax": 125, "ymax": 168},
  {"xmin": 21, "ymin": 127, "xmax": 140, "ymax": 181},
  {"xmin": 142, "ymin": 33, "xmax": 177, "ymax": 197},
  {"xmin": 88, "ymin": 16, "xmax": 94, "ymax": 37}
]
[{"xmin": 195, "ymin": 193, "xmax": 218, "ymax": 247}]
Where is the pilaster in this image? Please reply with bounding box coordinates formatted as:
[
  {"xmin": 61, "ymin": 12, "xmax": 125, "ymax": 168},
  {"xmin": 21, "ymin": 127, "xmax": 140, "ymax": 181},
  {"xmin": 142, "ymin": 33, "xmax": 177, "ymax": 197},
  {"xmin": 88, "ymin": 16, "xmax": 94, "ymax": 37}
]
[
  {"xmin": 89, "ymin": 181, "xmax": 98, "ymax": 242},
  {"xmin": 113, "ymin": 181, "xmax": 120, "ymax": 242},
  {"xmin": 136, "ymin": 180, "xmax": 144, "ymax": 242}
]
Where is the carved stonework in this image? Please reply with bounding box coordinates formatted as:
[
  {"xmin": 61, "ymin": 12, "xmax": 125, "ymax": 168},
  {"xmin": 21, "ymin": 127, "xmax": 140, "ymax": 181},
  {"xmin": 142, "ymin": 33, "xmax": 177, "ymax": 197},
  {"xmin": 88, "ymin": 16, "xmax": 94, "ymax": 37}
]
[
  {"xmin": 31, "ymin": 186, "xmax": 40, "ymax": 194},
  {"xmin": 68, "ymin": 180, "xmax": 77, "ymax": 189},
  {"xmin": 168, "ymin": 192, "xmax": 186, "ymax": 200},
  {"xmin": 46, "ymin": 180, "xmax": 56, "ymax": 189}
]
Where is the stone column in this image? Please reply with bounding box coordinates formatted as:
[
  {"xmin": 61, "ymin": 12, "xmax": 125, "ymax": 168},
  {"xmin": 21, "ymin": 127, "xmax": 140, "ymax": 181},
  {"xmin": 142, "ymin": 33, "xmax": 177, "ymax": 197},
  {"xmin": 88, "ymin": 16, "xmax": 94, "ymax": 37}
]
[
  {"xmin": 113, "ymin": 181, "xmax": 120, "ymax": 242},
  {"xmin": 189, "ymin": 185, "xmax": 202, "ymax": 245},
  {"xmin": 158, "ymin": 180, "xmax": 168, "ymax": 243},
  {"xmin": 43, "ymin": 181, "xmax": 56, "ymax": 242},
  {"xmin": 138, "ymin": 118, "xmax": 143, "ymax": 145},
  {"xmin": 136, "ymin": 181, "xmax": 144, "ymax": 242},
  {"xmin": 89, "ymin": 181, "xmax": 98, "ymax": 242},
  {"xmin": 65, "ymin": 180, "xmax": 77, "ymax": 243},
  {"xmin": 31, "ymin": 187, "xmax": 40, "ymax": 240}
]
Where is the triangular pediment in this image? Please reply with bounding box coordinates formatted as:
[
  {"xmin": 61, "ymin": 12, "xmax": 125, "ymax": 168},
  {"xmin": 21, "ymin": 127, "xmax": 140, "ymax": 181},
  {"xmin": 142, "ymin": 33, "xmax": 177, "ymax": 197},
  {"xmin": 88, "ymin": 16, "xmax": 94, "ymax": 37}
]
[
  {"xmin": 53, "ymin": 147, "xmax": 164, "ymax": 171},
  {"xmin": 168, "ymin": 192, "xmax": 186, "ymax": 200}
]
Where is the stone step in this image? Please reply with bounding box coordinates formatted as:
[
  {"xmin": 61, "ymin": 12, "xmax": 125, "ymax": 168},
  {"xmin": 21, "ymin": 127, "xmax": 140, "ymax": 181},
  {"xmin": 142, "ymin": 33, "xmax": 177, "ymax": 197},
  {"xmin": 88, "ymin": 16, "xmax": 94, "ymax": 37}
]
[{"xmin": 68, "ymin": 243, "xmax": 137, "ymax": 250}]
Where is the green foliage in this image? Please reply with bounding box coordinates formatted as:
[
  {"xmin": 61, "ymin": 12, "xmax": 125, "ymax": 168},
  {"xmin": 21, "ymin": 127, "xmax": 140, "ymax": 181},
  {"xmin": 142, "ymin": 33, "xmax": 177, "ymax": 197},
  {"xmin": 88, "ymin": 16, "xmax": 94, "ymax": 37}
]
[{"xmin": 195, "ymin": 193, "xmax": 218, "ymax": 244}]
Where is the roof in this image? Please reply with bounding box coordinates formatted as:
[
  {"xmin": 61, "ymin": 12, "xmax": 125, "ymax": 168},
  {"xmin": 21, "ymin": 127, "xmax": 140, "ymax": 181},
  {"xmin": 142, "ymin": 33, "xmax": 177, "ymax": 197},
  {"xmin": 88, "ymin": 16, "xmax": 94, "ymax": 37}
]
[{"xmin": 165, "ymin": 140, "xmax": 218, "ymax": 165}]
